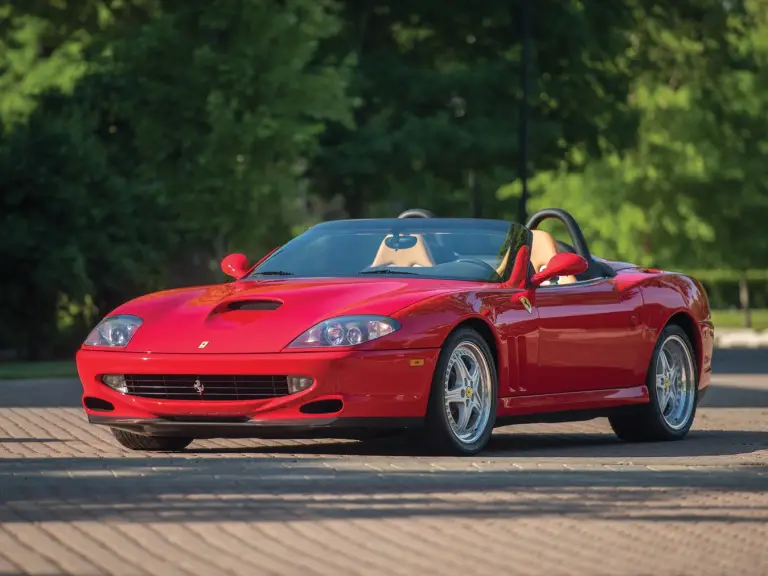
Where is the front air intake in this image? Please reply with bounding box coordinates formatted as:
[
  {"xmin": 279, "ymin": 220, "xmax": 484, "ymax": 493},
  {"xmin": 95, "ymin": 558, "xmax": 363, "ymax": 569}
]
[
  {"xmin": 123, "ymin": 374, "xmax": 290, "ymax": 400},
  {"xmin": 84, "ymin": 397, "xmax": 115, "ymax": 411},
  {"xmin": 300, "ymin": 399, "xmax": 343, "ymax": 414}
]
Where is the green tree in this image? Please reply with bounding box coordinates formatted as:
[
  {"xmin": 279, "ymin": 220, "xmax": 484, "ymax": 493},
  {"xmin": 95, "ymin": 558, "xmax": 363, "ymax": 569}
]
[
  {"xmin": 0, "ymin": 10, "xmax": 84, "ymax": 124},
  {"xmin": 311, "ymin": 0, "xmax": 641, "ymax": 219},
  {"xmin": 101, "ymin": 0, "xmax": 352, "ymax": 256},
  {"xmin": 0, "ymin": 0, "xmax": 353, "ymax": 358},
  {"xmin": 0, "ymin": 93, "xmax": 171, "ymax": 358},
  {"xmin": 501, "ymin": 0, "xmax": 768, "ymax": 272}
]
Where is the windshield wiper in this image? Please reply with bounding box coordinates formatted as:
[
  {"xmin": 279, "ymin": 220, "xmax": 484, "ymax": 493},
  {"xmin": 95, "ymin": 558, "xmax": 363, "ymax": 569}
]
[
  {"xmin": 254, "ymin": 270, "xmax": 295, "ymax": 276},
  {"xmin": 359, "ymin": 269, "xmax": 420, "ymax": 275}
]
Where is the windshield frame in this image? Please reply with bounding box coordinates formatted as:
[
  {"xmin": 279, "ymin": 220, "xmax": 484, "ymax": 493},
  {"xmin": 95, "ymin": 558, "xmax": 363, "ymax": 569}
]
[{"xmin": 247, "ymin": 218, "xmax": 530, "ymax": 284}]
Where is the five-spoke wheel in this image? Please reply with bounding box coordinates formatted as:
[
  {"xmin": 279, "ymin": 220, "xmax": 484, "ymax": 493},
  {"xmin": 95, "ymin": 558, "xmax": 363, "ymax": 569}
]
[
  {"xmin": 424, "ymin": 328, "xmax": 498, "ymax": 454},
  {"xmin": 443, "ymin": 341, "xmax": 493, "ymax": 445},
  {"xmin": 654, "ymin": 333, "xmax": 696, "ymax": 431},
  {"xmin": 609, "ymin": 324, "xmax": 698, "ymax": 442}
]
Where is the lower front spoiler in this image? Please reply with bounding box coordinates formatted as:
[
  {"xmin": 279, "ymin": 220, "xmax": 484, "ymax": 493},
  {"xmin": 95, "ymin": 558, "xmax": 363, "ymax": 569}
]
[{"xmin": 88, "ymin": 415, "xmax": 423, "ymax": 440}]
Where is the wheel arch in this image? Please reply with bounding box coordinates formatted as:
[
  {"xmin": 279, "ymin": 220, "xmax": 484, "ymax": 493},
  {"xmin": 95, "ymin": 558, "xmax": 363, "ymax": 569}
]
[
  {"xmin": 635, "ymin": 273, "xmax": 708, "ymax": 382},
  {"xmin": 663, "ymin": 311, "xmax": 702, "ymax": 377},
  {"xmin": 388, "ymin": 292, "xmax": 506, "ymax": 390},
  {"xmin": 447, "ymin": 317, "xmax": 501, "ymax": 381}
]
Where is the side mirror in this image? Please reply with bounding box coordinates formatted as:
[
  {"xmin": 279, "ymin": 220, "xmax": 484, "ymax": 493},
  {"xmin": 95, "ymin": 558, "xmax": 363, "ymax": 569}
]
[
  {"xmin": 531, "ymin": 252, "xmax": 588, "ymax": 287},
  {"xmin": 221, "ymin": 253, "xmax": 250, "ymax": 280}
]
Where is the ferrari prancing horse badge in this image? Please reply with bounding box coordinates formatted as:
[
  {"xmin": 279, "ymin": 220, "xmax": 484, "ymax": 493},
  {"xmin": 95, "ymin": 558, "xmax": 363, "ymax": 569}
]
[{"xmin": 519, "ymin": 296, "xmax": 532, "ymax": 314}]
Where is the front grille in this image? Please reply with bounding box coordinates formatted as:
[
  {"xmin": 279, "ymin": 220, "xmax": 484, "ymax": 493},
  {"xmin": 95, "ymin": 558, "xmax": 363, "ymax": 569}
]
[{"xmin": 123, "ymin": 374, "xmax": 290, "ymax": 401}]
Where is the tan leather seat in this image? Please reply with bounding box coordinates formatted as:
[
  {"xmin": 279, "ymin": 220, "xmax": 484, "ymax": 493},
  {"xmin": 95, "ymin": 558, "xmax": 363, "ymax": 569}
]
[
  {"xmin": 530, "ymin": 229, "xmax": 577, "ymax": 285},
  {"xmin": 494, "ymin": 230, "xmax": 576, "ymax": 285},
  {"xmin": 495, "ymin": 248, "xmax": 511, "ymax": 277},
  {"xmin": 370, "ymin": 234, "xmax": 436, "ymax": 268}
]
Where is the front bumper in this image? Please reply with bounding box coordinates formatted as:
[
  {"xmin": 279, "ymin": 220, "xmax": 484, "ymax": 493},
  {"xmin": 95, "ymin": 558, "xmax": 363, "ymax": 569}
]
[
  {"xmin": 76, "ymin": 348, "xmax": 439, "ymax": 435},
  {"xmin": 88, "ymin": 414, "xmax": 423, "ymax": 439}
]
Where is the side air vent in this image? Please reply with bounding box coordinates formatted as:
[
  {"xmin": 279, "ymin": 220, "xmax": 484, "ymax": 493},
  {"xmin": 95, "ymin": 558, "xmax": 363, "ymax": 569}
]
[
  {"xmin": 300, "ymin": 399, "xmax": 343, "ymax": 414},
  {"xmin": 84, "ymin": 397, "xmax": 115, "ymax": 411},
  {"xmin": 227, "ymin": 300, "xmax": 282, "ymax": 311}
]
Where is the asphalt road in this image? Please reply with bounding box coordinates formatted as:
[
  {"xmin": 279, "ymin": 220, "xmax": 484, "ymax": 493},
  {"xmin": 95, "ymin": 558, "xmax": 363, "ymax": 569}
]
[{"xmin": 0, "ymin": 348, "xmax": 766, "ymax": 576}]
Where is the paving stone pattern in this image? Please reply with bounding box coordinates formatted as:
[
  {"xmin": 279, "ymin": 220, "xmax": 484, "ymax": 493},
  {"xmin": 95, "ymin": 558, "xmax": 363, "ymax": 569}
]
[{"xmin": 0, "ymin": 371, "xmax": 767, "ymax": 576}]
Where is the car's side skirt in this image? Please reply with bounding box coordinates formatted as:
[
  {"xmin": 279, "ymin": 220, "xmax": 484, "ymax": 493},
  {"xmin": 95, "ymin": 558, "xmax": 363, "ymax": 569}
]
[
  {"xmin": 493, "ymin": 406, "xmax": 638, "ymax": 427},
  {"xmin": 497, "ymin": 384, "xmax": 650, "ymax": 418}
]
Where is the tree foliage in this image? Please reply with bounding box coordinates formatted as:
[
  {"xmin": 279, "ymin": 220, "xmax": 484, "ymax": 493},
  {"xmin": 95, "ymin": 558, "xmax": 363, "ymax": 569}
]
[
  {"xmin": 311, "ymin": 0, "xmax": 642, "ymax": 218},
  {"xmin": 0, "ymin": 0, "xmax": 351, "ymax": 358},
  {"xmin": 504, "ymin": 0, "xmax": 768, "ymax": 271},
  {"xmin": 0, "ymin": 92, "xmax": 169, "ymax": 358},
  {"xmin": 1, "ymin": 0, "xmax": 767, "ymax": 358}
]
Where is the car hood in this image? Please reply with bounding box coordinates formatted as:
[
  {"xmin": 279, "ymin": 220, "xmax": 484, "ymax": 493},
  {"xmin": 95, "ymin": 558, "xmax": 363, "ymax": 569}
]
[{"xmin": 112, "ymin": 277, "xmax": 463, "ymax": 354}]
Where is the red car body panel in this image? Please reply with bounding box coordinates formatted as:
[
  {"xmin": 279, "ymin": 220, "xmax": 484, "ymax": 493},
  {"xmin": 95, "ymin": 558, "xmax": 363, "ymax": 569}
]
[
  {"xmin": 77, "ymin": 348, "xmax": 439, "ymax": 421},
  {"xmin": 77, "ymin": 260, "xmax": 713, "ymax": 436},
  {"xmin": 107, "ymin": 278, "xmax": 466, "ymax": 354},
  {"xmin": 77, "ymin": 212, "xmax": 713, "ymax": 438}
]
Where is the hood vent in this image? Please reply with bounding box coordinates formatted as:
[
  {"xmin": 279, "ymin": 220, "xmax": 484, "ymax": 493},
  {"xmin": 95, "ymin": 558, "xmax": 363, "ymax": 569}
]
[{"xmin": 226, "ymin": 299, "xmax": 282, "ymax": 311}]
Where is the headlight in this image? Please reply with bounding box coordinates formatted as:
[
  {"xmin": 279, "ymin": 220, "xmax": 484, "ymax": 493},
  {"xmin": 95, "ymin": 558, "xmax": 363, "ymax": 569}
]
[
  {"xmin": 287, "ymin": 315, "xmax": 400, "ymax": 349},
  {"xmin": 83, "ymin": 315, "xmax": 143, "ymax": 347}
]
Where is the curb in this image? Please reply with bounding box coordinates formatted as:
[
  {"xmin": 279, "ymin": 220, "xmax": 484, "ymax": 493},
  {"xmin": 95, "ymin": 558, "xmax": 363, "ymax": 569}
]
[{"xmin": 714, "ymin": 329, "xmax": 768, "ymax": 348}]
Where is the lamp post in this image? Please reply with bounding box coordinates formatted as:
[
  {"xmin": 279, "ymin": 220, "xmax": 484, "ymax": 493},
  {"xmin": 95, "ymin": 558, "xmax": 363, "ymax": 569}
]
[{"xmin": 518, "ymin": 0, "xmax": 531, "ymax": 223}]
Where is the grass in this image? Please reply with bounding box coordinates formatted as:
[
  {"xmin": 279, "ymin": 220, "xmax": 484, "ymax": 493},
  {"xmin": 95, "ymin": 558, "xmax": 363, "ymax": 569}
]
[
  {"xmin": 0, "ymin": 360, "xmax": 77, "ymax": 380},
  {"xmin": 710, "ymin": 309, "xmax": 768, "ymax": 330}
]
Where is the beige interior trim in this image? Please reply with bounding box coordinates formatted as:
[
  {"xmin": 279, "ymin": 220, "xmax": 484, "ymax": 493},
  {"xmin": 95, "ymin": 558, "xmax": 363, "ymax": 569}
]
[
  {"xmin": 368, "ymin": 229, "xmax": 578, "ymax": 282},
  {"xmin": 370, "ymin": 234, "xmax": 436, "ymax": 268},
  {"xmin": 530, "ymin": 229, "xmax": 577, "ymax": 285},
  {"xmin": 495, "ymin": 248, "xmax": 511, "ymax": 277}
]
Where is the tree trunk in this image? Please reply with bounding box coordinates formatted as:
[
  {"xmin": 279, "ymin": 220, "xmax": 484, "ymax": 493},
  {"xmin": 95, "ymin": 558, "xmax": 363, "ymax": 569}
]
[
  {"xmin": 345, "ymin": 187, "xmax": 365, "ymax": 218},
  {"xmin": 468, "ymin": 170, "xmax": 481, "ymax": 218},
  {"xmin": 214, "ymin": 232, "xmax": 226, "ymax": 263}
]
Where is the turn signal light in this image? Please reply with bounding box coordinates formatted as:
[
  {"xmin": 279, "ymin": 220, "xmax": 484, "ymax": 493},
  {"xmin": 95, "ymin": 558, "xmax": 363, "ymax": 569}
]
[
  {"xmin": 101, "ymin": 374, "xmax": 128, "ymax": 393},
  {"xmin": 287, "ymin": 376, "xmax": 314, "ymax": 394}
]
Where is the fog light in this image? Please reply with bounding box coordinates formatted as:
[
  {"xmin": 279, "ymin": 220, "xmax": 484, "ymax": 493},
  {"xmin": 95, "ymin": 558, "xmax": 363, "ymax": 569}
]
[
  {"xmin": 101, "ymin": 374, "xmax": 128, "ymax": 394},
  {"xmin": 287, "ymin": 376, "xmax": 313, "ymax": 394}
]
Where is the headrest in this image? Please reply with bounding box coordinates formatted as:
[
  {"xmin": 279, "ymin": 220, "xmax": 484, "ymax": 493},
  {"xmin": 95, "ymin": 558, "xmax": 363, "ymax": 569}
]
[{"xmin": 370, "ymin": 234, "xmax": 436, "ymax": 268}]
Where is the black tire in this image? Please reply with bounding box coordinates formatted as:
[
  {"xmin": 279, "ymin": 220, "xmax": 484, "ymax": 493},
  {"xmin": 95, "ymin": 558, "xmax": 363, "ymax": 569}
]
[
  {"xmin": 422, "ymin": 328, "xmax": 498, "ymax": 455},
  {"xmin": 110, "ymin": 428, "xmax": 193, "ymax": 452},
  {"xmin": 609, "ymin": 324, "xmax": 698, "ymax": 442}
]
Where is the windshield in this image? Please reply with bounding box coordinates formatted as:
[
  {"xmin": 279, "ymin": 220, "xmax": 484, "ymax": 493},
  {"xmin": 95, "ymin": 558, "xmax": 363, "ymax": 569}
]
[{"xmin": 249, "ymin": 218, "xmax": 530, "ymax": 283}]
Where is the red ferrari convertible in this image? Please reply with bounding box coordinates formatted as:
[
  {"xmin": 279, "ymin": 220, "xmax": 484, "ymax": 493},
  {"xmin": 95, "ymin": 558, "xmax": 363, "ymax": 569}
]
[{"xmin": 76, "ymin": 208, "xmax": 714, "ymax": 455}]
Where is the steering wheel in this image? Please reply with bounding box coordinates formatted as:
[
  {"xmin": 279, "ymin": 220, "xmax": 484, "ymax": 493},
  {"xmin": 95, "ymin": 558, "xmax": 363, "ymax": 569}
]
[
  {"xmin": 454, "ymin": 258, "xmax": 499, "ymax": 275},
  {"xmin": 525, "ymin": 208, "xmax": 615, "ymax": 279}
]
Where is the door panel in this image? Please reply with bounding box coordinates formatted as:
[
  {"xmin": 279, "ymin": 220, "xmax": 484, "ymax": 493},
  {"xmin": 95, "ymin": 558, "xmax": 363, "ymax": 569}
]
[
  {"xmin": 531, "ymin": 279, "xmax": 644, "ymax": 394},
  {"xmin": 481, "ymin": 291, "xmax": 539, "ymax": 397}
]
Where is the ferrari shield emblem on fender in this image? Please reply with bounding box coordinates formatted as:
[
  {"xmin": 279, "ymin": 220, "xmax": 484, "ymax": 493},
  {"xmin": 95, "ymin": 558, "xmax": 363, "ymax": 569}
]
[
  {"xmin": 519, "ymin": 296, "xmax": 532, "ymax": 314},
  {"xmin": 198, "ymin": 341, "xmax": 209, "ymax": 349}
]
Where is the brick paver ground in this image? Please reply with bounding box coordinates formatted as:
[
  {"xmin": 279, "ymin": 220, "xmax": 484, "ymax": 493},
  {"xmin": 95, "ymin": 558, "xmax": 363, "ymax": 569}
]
[{"xmin": 0, "ymin": 368, "xmax": 766, "ymax": 576}]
